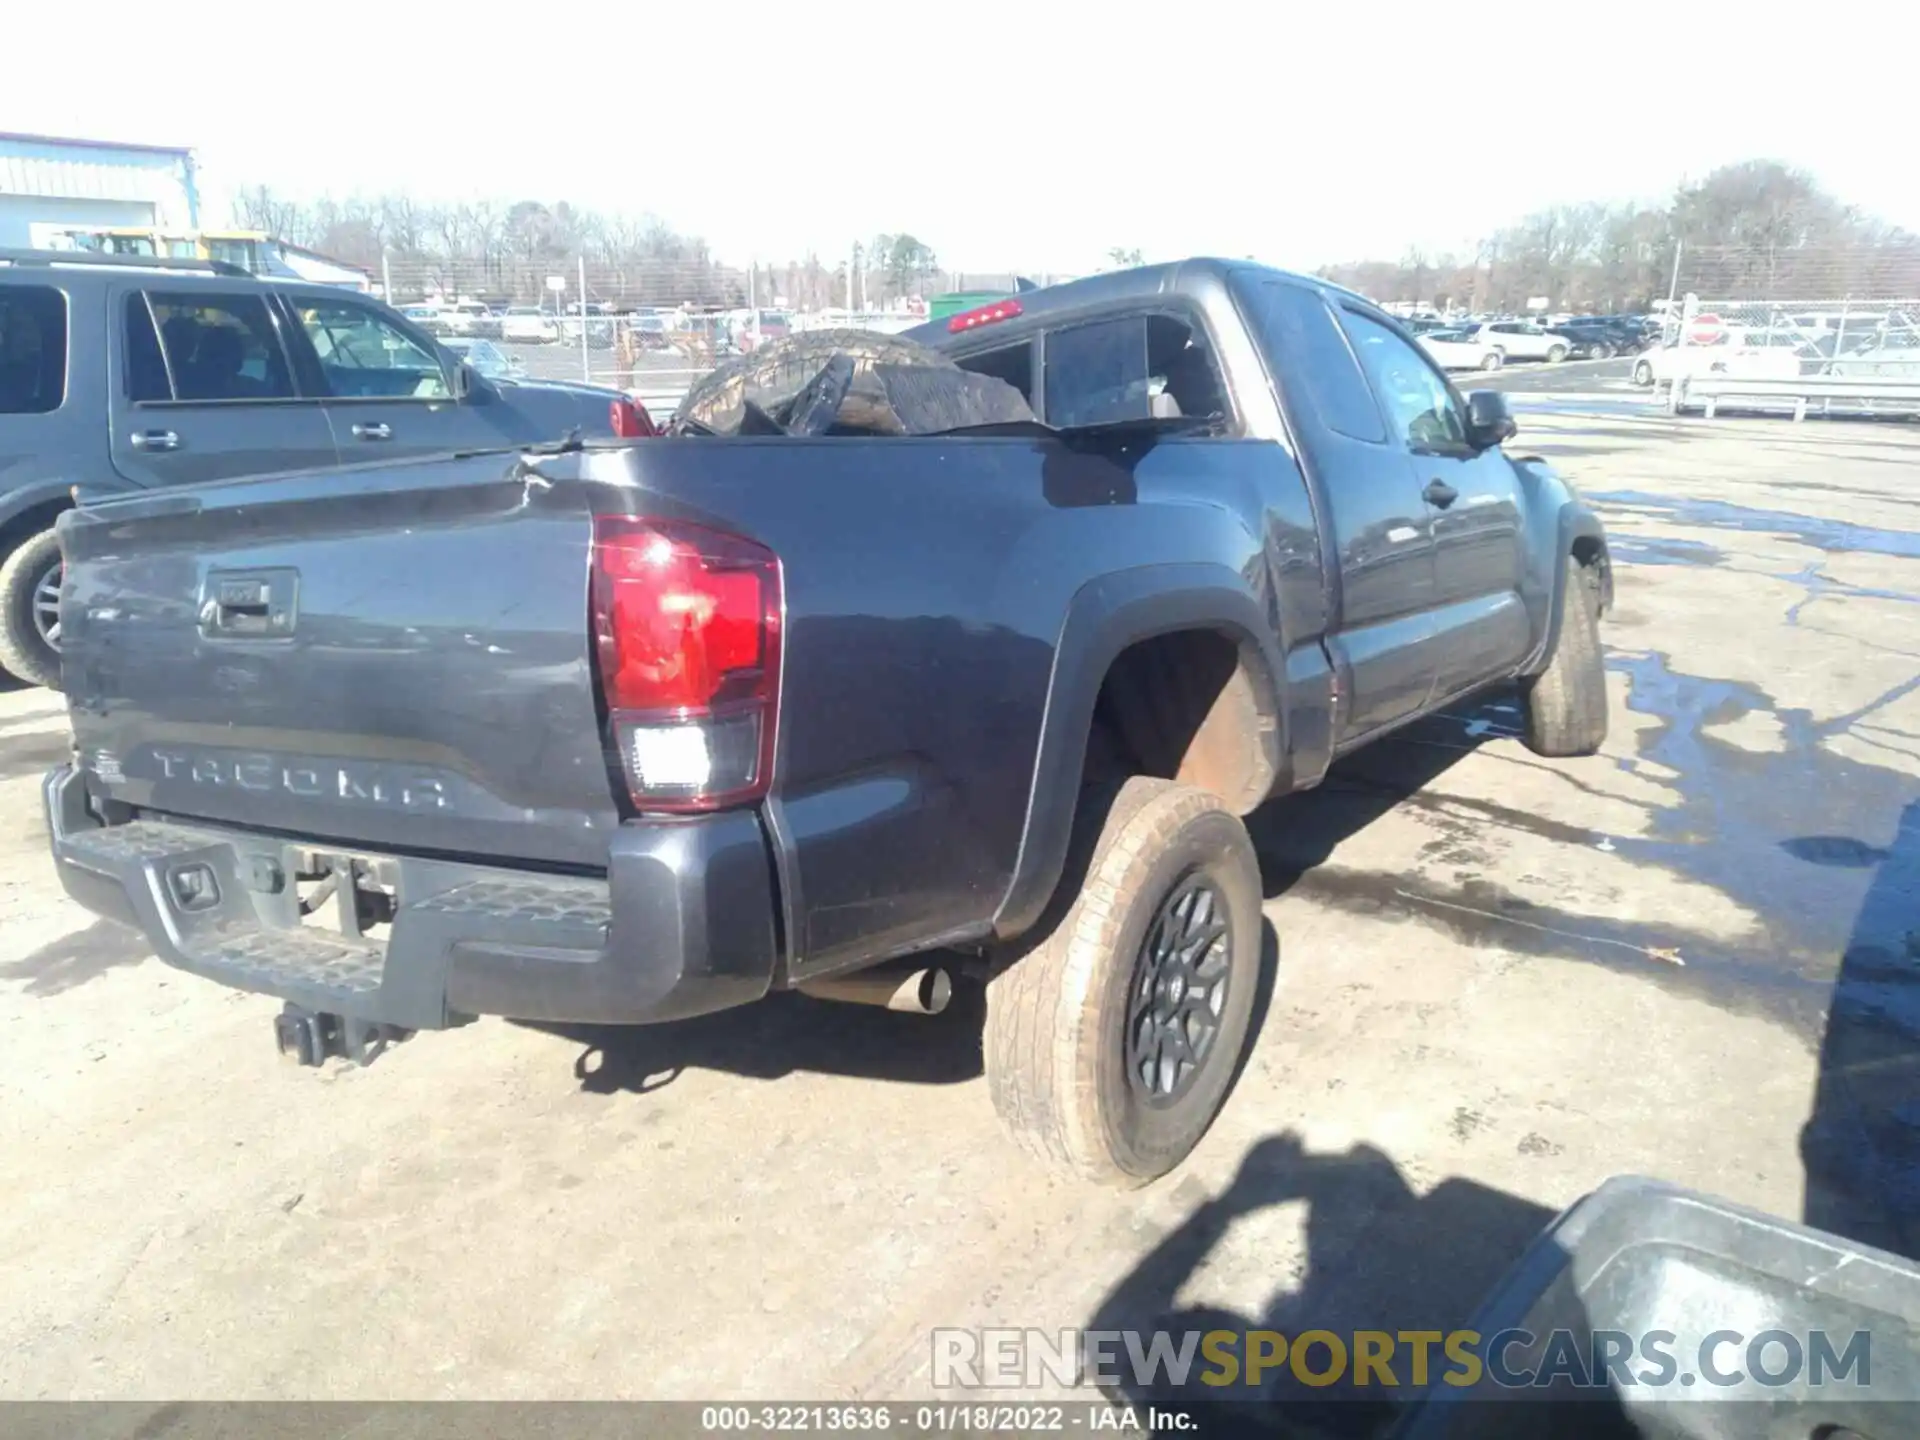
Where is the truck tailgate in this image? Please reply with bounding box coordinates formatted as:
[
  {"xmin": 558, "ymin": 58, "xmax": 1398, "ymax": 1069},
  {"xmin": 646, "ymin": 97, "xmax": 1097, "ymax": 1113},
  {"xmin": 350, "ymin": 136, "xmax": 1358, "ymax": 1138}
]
[{"xmin": 59, "ymin": 454, "xmax": 622, "ymax": 870}]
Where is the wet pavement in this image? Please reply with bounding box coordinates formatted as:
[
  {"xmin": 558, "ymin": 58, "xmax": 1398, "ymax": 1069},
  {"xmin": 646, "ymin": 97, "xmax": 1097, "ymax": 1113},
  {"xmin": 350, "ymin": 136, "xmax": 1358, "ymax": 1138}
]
[{"xmin": 5, "ymin": 408, "xmax": 1920, "ymax": 1400}]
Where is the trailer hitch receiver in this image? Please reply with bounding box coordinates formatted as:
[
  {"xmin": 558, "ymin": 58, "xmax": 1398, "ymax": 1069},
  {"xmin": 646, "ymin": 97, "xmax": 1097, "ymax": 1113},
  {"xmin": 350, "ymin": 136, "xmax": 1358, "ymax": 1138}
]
[{"xmin": 274, "ymin": 1004, "xmax": 411, "ymax": 1068}]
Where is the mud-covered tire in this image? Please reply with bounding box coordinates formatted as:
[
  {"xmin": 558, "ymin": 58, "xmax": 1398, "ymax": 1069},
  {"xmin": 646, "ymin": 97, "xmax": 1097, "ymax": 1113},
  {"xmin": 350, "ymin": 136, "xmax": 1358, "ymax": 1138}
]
[
  {"xmin": 0, "ymin": 528, "xmax": 62, "ymax": 690},
  {"xmin": 984, "ymin": 777, "xmax": 1263, "ymax": 1187},
  {"xmin": 1521, "ymin": 559, "xmax": 1607, "ymax": 757},
  {"xmin": 676, "ymin": 329, "xmax": 956, "ymax": 435}
]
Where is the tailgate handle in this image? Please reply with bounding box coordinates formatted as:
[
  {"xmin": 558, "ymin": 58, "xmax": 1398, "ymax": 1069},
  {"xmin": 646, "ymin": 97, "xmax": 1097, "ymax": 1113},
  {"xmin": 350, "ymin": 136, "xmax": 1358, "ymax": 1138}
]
[{"xmin": 200, "ymin": 568, "xmax": 299, "ymax": 639}]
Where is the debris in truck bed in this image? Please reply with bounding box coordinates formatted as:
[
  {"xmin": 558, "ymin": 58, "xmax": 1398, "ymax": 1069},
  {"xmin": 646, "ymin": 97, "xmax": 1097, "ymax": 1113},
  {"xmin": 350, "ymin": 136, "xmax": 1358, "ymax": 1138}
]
[{"xmin": 670, "ymin": 329, "xmax": 1035, "ymax": 438}]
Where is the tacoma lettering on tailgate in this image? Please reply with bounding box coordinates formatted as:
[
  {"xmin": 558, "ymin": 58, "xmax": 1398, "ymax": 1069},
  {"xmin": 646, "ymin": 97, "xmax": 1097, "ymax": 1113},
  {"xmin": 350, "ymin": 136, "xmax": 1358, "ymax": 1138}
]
[{"xmin": 148, "ymin": 750, "xmax": 450, "ymax": 811}]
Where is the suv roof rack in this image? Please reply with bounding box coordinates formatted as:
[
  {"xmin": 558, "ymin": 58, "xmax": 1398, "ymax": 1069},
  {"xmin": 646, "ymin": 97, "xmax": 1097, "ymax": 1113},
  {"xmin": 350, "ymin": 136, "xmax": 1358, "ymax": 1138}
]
[{"xmin": 0, "ymin": 247, "xmax": 253, "ymax": 279}]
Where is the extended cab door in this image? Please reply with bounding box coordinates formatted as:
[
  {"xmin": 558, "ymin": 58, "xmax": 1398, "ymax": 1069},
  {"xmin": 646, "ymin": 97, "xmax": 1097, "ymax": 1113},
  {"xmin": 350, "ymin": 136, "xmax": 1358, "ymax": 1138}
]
[
  {"xmin": 276, "ymin": 292, "xmax": 501, "ymax": 462},
  {"xmin": 1238, "ymin": 280, "xmax": 1440, "ymax": 740},
  {"xmin": 1338, "ymin": 308, "xmax": 1530, "ymax": 697},
  {"xmin": 108, "ymin": 286, "xmax": 337, "ymax": 487}
]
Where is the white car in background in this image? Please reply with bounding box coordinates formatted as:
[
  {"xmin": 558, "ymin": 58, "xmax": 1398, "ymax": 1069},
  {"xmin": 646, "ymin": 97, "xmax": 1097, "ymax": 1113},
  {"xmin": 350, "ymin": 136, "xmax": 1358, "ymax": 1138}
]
[
  {"xmin": 501, "ymin": 306, "xmax": 561, "ymax": 344},
  {"xmin": 1468, "ymin": 321, "xmax": 1572, "ymax": 364},
  {"xmin": 1418, "ymin": 327, "xmax": 1504, "ymax": 371},
  {"xmin": 1630, "ymin": 329, "xmax": 1806, "ymax": 387}
]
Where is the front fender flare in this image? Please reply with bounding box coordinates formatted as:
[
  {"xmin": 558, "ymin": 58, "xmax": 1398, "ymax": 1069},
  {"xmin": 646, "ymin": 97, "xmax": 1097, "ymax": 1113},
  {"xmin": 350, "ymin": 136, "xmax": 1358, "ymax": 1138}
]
[{"xmin": 1521, "ymin": 502, "xmax": 1612, "ymax": 677}]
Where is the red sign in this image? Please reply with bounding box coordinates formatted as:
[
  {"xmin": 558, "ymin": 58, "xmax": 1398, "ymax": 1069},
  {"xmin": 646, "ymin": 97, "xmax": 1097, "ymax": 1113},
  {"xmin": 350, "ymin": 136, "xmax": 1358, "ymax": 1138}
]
[{"xmin": 1686, "ymin": 312, "xmax": 1727, "ymax": 345}]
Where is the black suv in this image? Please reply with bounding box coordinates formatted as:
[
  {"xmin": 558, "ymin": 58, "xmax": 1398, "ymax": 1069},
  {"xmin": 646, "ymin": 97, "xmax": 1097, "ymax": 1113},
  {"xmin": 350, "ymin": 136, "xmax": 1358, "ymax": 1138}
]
[{"xmin": 0, "ymin": 249, "xmax": 639, "ymax": 689}]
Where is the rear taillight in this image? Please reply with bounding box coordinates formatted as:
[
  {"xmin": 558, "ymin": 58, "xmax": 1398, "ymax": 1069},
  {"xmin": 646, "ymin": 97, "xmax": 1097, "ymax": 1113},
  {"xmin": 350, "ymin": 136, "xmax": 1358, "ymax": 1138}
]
[
  {"xmin": 610, "ymin": 397, "xmax": 658, "ymax": 438},
  {"xmin": 591, "ymin": 516, "xmax": 781, "ymax": 813}
]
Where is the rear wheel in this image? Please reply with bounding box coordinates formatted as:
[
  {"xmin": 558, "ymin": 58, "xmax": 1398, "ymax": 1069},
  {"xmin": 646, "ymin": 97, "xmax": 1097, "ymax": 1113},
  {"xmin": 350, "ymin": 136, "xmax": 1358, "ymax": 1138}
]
[
  {"xmin": 0, "ymin": 527, "xmax": 63, "ymax": 690},
  {"xmin": 1590, "ymin": 342, "xmax": 1613, "ymax": 360},
  {"xmin": 984, "ymin": 777, "xmax": 1264, "ymax": 1186},
  {"xmin": 1632, "ymin": 359, "xmax": 1655, "ymax": 387},
  {"xmin": 1546, "ymin": 343, "xmax": 1569, "ymax": 363},
  {"xmin": 1480, "ymin": 350, "xmax": 1504, "ymax": 371},
  {"xmin": 1521, "ymin": 558, "xmax": 1608, "ymax": 757}
]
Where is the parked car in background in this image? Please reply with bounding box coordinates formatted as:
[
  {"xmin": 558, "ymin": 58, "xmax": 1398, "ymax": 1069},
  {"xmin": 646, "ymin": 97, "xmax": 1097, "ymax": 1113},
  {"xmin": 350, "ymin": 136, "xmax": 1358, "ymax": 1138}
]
[
  {"xmin": 1543, "ymin": 318, "xmax": 1642, "ymax": 360},
  {"xmin": 1470, "ymin": 321, "xmax": 1572, "ymax": 363},
  {"xmin": 400, "ymin": 304, "xmax": 446, "ymax": 335},
  {"xmin": 1630, "ymin": 329, "xmax": 1807, "ymax": 387},
  {"xmin": 1418, "ymin": 327, "xmax": 1504, "ymax": 370},
  {"xmin": 0, "ymin": 247, "xmax": 644, "ymax": 689},
  {"xmin": 439, "ymin": 301, "xmax": 502, "ymax": 340},
  {"xmin": 501, "ymin": 306, "xmax": 560, "ymax": 344}
]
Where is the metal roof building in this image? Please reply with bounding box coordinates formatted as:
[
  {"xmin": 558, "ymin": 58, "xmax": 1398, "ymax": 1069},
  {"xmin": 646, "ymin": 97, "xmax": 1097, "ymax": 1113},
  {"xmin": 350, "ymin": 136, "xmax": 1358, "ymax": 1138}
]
[{"xmin": 0, "ymin": 131, "xmax": 199, "ymax": 249}]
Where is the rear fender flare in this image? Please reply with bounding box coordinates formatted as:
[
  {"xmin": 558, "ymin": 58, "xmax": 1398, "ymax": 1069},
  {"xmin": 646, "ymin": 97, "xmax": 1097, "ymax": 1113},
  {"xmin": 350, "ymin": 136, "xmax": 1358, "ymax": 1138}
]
[{"xmin": 990, "ymin": 562, "xmax": 1286, "ymax": 940}]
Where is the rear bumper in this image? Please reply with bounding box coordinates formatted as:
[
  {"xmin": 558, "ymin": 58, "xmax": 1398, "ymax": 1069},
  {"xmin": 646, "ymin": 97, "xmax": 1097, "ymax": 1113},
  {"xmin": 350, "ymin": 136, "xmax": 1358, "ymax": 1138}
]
[{"xmin": 43, "ymin": 765, "xmax": 779, "ymax": 1029}]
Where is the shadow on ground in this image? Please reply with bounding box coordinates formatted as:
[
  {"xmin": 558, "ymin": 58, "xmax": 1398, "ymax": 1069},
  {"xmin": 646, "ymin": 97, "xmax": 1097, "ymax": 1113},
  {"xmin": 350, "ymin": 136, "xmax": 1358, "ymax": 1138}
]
[
  {"xmin": 1083, "ymin": 1132, "xmax": 1564, "ymax": 1437},
  {"xmin": 0, "ymin": 918, "xmax": 151, "ymax": 996}
]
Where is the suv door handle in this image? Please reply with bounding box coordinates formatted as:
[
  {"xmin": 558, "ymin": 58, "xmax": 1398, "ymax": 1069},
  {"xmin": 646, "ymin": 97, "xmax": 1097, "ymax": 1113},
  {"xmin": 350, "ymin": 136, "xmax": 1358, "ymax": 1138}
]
[
  {"xmin": 351, "ymin": 422, "xmax": 393, "ymax": 441},
  {"xmin": 130, "ymin": 429, "xmax": 180, "ymax": 452},
  {"xmin": 1423, "ymin": 479, "xmax": 1459, "ymax": 509}
]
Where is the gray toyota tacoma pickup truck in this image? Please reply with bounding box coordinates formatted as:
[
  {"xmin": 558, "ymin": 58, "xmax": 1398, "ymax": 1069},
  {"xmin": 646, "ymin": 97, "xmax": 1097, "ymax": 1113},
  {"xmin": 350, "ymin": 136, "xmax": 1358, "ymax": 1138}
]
[{"xmin": 44, "ymin": 258, "xmax": 1612, "ymax": 1185}]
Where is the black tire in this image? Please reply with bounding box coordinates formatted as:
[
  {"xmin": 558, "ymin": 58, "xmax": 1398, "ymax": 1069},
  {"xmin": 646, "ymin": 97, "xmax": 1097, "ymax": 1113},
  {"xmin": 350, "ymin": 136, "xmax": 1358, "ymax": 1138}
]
[
  {"xmin": 1591, "ymin": 342, "xmax": 1613, "ymax": 360},
  {"xmin": 1480, "ymin": 351, "xmax": 1504, "ymax": 371},
  {"xmin": 1521, "ymin": 559, "xmax": 1608, "ymax": 757},
  {"xmin": 984, "ymin": 776, "xmax": 1263, "ymax": 1186},
  {"xmin": 0, "ymin": 527, "xmax": 63, "ymax": 690},
  {"xmin": 676, "ymin": 329, "xmax": 955, "ymax": 435},
  {"xmin": 1632, "ymin": 359, "xmax": 1654, "ymax": 387},
  {"xmin": 1546, "ymin": 343, "xmax": 1569, "ymax": 364}
]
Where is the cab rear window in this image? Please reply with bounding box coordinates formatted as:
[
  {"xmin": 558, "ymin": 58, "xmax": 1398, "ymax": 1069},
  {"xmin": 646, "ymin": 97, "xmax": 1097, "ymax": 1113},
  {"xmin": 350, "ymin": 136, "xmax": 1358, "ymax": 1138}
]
[{"xmin": 0, "ymin": 285, "xmax": 68, "ymax": 415}]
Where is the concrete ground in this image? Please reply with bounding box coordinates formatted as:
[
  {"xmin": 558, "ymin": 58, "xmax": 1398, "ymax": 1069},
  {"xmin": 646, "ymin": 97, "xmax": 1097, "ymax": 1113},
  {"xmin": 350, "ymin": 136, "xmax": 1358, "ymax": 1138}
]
[{"xmin": 3, "ymin": 404, "xmax": 1919, "ymax": 1408}]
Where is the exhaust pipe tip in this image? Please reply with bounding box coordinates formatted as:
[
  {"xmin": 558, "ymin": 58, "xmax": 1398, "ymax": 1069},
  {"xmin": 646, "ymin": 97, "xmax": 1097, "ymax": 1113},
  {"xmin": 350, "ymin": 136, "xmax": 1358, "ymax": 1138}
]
[{"xmin": 798, "ymin": 964, "xmax": 953, "ymax": 1015}]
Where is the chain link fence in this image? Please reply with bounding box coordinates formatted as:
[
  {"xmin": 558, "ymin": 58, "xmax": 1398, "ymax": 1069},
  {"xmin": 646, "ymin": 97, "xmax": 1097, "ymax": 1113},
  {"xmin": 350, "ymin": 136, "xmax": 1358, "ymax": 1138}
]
[
  {"xmin": 372, "ymin": 254, "xmax": 1006, "ymax": 417},
  {"xmin": 1652, "ymin": 241, "xmax": 1920, "ymax": 378}
]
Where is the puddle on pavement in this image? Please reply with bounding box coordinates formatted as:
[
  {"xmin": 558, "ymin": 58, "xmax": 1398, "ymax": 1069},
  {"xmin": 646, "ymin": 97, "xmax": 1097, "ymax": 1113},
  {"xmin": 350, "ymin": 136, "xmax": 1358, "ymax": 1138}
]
[
  {"xmin": 1609, "ymin": 536, "xmax": 1728, "ymax": 569},
  {"xmin": 1273, "ymin": 642, "xmax": 1920, "ymax": 1247},
  {"xmin": 1590, "ymin": 490, "xmax": 1920, "ymax": 561}
]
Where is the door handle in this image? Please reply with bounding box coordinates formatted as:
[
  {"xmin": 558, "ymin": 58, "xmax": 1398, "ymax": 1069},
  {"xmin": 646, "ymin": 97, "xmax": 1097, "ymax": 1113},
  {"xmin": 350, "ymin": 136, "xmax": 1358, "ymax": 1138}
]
[
  {"xmin": 351, "ymin": 422, "xmax": 393, "ymax": 441},
  {"xmin": 1423, "ymin": 479, "xmax": 1459, "ymax": 509},
  {"xmin": 130, "ymin": 429, "xmax": 180, "ymax": 452}
]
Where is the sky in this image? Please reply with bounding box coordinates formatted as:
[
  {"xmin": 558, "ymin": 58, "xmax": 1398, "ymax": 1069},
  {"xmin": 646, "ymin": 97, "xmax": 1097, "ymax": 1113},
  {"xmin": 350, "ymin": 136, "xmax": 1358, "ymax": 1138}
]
[{"xmin": 8, "ymin": 1, "xmax": 1916, "ymax": 275}]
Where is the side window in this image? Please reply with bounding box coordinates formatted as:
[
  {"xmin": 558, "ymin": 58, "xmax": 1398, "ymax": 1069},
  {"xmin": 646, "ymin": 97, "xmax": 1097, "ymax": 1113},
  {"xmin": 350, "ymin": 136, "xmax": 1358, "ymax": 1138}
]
[
  {"xmin": 954, "ymin": 341, "xmax": 1034, "ymax": 402},
  {"xmin": 1239, "ymin": 281, "xmax": 1386, "ymax": 443},
  {"xmin": 1340, "ymin": 310, "xmax": 1469, "ymax": 454},
  {"xmin": 295, "ymin": 301, "xmax": 449, "ymax": 401},
  {"xmin": 0, "ymin": 285, "xmax": 68, "ymax": 415},
  {"xmin": 1043, "ymin": 312, "xmax": 1227, "ymax": 427},
  {"xmin": 1045, "ymin": 315, "xmax": 1148, "ymax": 426},
  {"xmin": 138, "ymin": 292, "xmax": 295, "ymax": 402}
]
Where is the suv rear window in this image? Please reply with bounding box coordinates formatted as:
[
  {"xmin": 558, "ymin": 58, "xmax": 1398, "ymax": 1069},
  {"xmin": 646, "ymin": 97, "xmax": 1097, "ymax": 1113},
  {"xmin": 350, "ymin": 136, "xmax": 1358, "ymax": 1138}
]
[
  {"xmin": 127, "ymin": 292, "xmax": 295, "ymax": 403},
  {"xmin": 0, "ymin": 285, "xmax": 68, "ymax": 415}
]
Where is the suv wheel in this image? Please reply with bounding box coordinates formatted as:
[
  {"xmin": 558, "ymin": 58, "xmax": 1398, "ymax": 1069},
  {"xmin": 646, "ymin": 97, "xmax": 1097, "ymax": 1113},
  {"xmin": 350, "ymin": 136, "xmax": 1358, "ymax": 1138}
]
[
  {"xmin": 983, "ymin": 776, "xmax": 1263, "ymax": 1186},
  {"xmin": 0, "ymin": 528, "xmax": 63, "ymax": 690}
]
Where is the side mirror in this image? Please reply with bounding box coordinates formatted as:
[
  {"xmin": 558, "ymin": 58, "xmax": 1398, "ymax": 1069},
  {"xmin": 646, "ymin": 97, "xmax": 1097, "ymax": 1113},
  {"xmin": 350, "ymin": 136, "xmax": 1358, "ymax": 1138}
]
[
  {"xmin": 1465, "ymin": 389, "xmax": 1516, "ymax": 447},
  {"xmin": 450, "ymin": 361, "xmax": 477, "ymax": 401}
]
